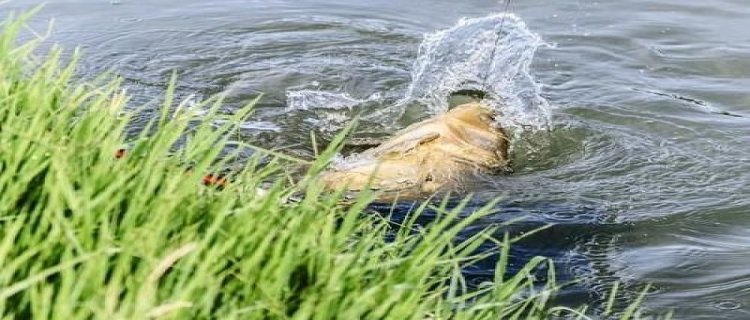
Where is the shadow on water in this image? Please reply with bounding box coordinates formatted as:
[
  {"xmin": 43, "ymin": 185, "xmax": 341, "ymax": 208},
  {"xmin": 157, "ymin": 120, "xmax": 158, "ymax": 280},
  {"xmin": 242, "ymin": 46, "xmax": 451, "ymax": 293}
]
[{"xmin": 367, "ymin": 198, "xmax": 638, "ymax": 312}]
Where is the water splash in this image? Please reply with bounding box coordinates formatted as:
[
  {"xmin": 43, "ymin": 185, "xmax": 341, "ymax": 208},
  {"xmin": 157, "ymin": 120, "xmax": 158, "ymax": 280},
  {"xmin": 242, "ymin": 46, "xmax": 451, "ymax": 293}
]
[
  {"xmin": 286, "ymin": 13, "xmax": 551, "ymax": 132},
  {"xmin": 286, "ymin": 90, "xmax": 375, "ymax": 111},
  {"xmin": 398, "ymin": 13, "xmax": 551, "ymax": 131},
  {"xmin": 286, "ymin": 90, "xmax": 383, "ymax": 133}
]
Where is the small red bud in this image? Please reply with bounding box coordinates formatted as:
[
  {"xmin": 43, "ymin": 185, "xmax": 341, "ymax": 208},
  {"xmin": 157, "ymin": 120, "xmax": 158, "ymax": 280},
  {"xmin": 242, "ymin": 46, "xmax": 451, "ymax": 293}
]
[
  {"xmin": 202, "ymin": 174, "xmax": 228, "ymax": 188},
  {"xmin": 114, "ymin": 148, "xmax": 127, "ymax": 159}
]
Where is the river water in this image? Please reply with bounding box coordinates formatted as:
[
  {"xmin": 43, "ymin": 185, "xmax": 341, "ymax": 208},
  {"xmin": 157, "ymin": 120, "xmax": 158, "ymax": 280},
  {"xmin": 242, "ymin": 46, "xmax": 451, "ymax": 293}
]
[{"xmin": 4, "ymin": 0, "xmax": 750, "ymax": 318}]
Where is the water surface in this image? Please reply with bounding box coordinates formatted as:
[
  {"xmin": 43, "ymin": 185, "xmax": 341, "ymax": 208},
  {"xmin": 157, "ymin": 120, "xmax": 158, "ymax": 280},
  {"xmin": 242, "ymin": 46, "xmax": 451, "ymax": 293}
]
[{"xmin": 5, "ymin": 0, "xmax": 750, "ymax": 318}]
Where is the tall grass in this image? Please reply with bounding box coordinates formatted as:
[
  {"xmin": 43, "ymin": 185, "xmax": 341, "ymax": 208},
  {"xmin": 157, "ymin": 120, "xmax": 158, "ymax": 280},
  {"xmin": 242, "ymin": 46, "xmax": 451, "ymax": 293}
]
[{"xmin": 0, "ymin": 10, "xmax": 653, "ymax": 319}]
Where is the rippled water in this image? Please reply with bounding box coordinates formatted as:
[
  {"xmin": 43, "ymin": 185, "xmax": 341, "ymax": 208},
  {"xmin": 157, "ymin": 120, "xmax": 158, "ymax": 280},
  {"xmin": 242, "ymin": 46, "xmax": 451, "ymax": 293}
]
[{"xmin": 6, "ymin": 0, "xmax": 750, "ymax": 318}]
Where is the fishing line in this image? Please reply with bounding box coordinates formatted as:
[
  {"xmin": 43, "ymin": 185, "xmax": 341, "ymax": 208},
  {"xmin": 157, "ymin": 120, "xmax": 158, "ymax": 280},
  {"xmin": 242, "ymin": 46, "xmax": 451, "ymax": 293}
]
[{"xmin": 481, "ymin": 0, "xmax": 513, "ymax": 88}]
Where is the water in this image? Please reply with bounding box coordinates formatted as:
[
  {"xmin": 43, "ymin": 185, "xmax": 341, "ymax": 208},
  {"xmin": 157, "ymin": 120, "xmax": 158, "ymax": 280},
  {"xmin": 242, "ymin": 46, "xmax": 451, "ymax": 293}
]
[{"xmin": 5, "ymin": 0, "xmax": 750, "ymax": 318}]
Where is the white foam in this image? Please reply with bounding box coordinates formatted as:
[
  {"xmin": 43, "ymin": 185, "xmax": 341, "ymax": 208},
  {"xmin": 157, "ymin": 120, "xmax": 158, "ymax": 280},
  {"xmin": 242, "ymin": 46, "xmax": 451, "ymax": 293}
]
[
  {"xmin": 397, "ymin": 13, "xmax": 551, "ymax": 131},
  {"xmin": 286, "ymin": 13, "xmax": 552, "ymax": 132},
  {"xmin": 286, "ymin": 90, "xmax": 370, "ymax": 111}
]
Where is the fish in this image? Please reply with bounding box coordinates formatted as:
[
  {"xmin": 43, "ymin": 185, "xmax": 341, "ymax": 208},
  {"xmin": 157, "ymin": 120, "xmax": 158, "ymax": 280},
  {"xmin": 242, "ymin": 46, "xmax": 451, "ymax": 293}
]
[{"xmin": 321, "ymin": 98, "xmax": 511, "ymax": 201}]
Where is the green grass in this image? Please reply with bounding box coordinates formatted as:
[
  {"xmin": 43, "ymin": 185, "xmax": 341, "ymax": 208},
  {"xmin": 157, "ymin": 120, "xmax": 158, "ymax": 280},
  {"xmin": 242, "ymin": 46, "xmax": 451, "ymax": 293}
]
[{"xmin": 0, "ymin": 10, "xmax": 655, "ymax": 319}]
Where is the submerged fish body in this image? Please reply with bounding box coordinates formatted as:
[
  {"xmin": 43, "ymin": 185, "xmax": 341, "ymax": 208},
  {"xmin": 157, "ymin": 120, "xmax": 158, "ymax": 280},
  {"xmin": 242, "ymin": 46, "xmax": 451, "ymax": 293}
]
[{"xmin": 321, "ymin": 102, "xmax": 511, "ymax": 200}]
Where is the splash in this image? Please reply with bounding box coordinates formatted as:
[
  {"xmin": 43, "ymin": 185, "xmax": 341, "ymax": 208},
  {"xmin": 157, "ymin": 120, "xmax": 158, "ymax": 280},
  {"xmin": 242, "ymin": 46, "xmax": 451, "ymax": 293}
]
[
  {"xmin": 286, "ymin": 90, "xmax": 383, "ymax": 133},
  {"xmin": 286, "ymin": 90, "xmax": 372, "ymax": 111},
  {"xmin": 286, "ymin": 13, "xmax": 551, "ymax": 132},
  {"xmin": 398, "ymin": 13, "xmax": 551, "ymax": 131}
]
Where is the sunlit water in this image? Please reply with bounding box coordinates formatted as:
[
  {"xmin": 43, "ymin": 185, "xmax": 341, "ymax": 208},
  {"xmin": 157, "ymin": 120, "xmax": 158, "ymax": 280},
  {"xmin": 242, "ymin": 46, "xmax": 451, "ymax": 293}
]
[{"xmin": 6, "ymin": 0, "xmax": 750, "ymax": 318}]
